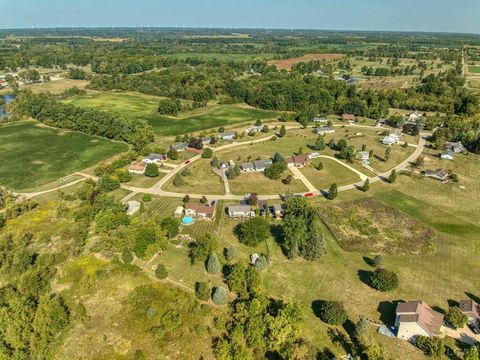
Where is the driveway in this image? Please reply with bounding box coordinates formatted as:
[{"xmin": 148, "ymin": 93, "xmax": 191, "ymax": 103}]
[{"xmin": 441, "ymin": 325, "xmax": 480, "ymax": 345}]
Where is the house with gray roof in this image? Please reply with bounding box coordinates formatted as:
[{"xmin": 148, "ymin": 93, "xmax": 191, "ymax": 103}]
[
  {"xmin": 171, "ymin": 142, "xmax": 188, "ymax": 152},
  {"xmin": 245, "ymin": 125, "xmax": 264, "ymax": 134},
  {"xmin": 253, "ymin": 159, "xmax": 273, "ymax": 172},
  {"xmin": 423, "ymin": 168, "xmax": 449, "ymax": 181},
  {"xmin": 143, "ymin": 153, "xmax": 166, "ymax": 164},
  {"xmin": 227, "ymin": 204, "xmax": 254, "ymax": 218},
  {"xmin": 201, "ymin": 137, "xmax": 212, "ymax": 145},
  {"xmin": 217, "ymin": 132, "xmax": 236, "ymax": 141},
  {"xmin": 313, "ymin": 126, "xmax": 335, "ymax": 135},
  {"xmin": 312, "ymin": 117, "xmax": 328, "ymax": 123},
  {"xmin": 444, "ymin": 141, "xmax": 465, "ymax": 153},
  {"xmin": 240, "ymin": 162, "xmax": 255, "ymax": 172}
]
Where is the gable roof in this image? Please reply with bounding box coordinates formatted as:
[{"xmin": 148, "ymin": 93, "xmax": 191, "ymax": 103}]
[
  {"xmin": 185, "ymin": 203, "xmax": 215, "ymax": 216},
  {"xmin": 145, "ymin": 153, "xmax": 165, "ymax": 161},
  {"xmin": 228, "ymin": 204, "xmax": 251, "ymax": 213},
  {"xmin": 253, "ymin": 159, "xmax": 273, "ymax": 169},
  {"xmin": 459, "ymin": 299, "xmax": 480, "ymax": 318},
  {"xmin": 342, "ymin": 113, "xmax": 355, "ymax": 120},
  {"xmin": 292, "ymin": 154, "xmax": 309, "ymax": 165},
  {"xmin": 396, "ymin": 301, "xmax": 443, "ymax": 337},
  {"xmin": 240, "ymin": 162, "xmax": 255, "ymax": 170}
]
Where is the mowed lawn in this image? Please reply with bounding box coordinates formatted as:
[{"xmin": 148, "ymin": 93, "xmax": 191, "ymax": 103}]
[
  {"xmin": 0, "ymin": 121, "xmax": 128, "ymax": 190},
  {"xmin": 300, "ymin": 158, "xmax": 361, "ymax": 189},
  {"xmin": 64, "ymin": 91, "xmax": 282, "ymax": 136},
  {"xmin": 228, "ymin": 170, "xmax": 308, "ymax": 195}
]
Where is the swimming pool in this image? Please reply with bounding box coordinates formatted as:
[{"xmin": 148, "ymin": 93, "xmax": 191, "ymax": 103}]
[{"xmin": 181, "ymin": 216, "xmax": 195, "ymax": 225}]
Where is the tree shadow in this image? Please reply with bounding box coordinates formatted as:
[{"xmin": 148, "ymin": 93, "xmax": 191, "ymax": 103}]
[
  {"xmin": 311, "ymin": 300, "xmax": 325, "ymax": 319},
  {"xmin": 317, "ymin": 348, "xmax": 336, "ymax": 360},
  {"xmin": 377, "ymin": 300, "xmax": 398, "ymax": 326},
  {"xmin": 465, "ymin": 292, "xmax": 480, "ymax": 304},
  {"xmin": 357, "ymin": 269, "xmax": 373, "ymax": 287},
  {"xmin": 327, "ymin": 327, "xmax": 354, "ymax": 355},
  {"xmin": 432, "ymin": 305, "xmax": 446, "ymax": 314},
  {"xmin": 270, "ymin": 224, "xmax": 289, "ymax": 257},
  {"xmin": 447, "ymin": 299, "xmax": 459, "ymax": 307},
  {"xmin": 363, "ymin": 256, "xmax": 375, "ymax": 267}
]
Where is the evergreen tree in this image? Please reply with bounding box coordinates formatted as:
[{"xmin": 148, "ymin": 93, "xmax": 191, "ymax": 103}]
[
  {"xmin": 384, "ymin": 147, "xmax": 391, "ymax": 161},
  {"xmin": 155, "ymin": 264, "xmax": 168, "ymax": 279},
  {"xmin": 206, "ymin": 252, "xmax": 221, "ymax": 274},
  {"xmin": 328, "ymin": 183, "xmax": 338, "ymax": 200},
  {"xmin": 388, "ymin": 169, "xmax": 397, "ymax": 183},
  {"xmin": 361, "ymin": 178, "xmax": 370, "ymax": 192},
  {"xmin": 211, "ymin": 156, "xmax": 220, "ymax": 168},
  {"xmin": 144, "ymin": 163, "xmax": 159, "ymax": 177},
  {"xmin": 212, "ymin": 287, "xmax": 228, "ymax": 305},
  {"xmin": 279, "ymin": 125, "xmax": 286, "ymax": 138},
  {"xmin": 314, "ymin": 135, "xmax": 326, "ymax": 151},
  {"xmin": 173, "ymin": 173, "xmax": 184, "ymax": 187}
]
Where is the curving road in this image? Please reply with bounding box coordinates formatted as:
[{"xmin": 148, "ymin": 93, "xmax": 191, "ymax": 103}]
[{"xmin": 16, "ymin": 126, "xmax": 427, "ymax": 202}]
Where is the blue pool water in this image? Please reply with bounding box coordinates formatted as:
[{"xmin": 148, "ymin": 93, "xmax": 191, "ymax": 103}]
[{"xmin": 181, "ymin": 216, "xmax": 194, "ymax": 225}]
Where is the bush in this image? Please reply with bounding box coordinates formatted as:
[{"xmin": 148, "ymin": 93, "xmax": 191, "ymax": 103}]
[
  {"xmin": 155, "ymin": 264, "xmax": 168, "ymax": 279},
  {"xmin": 282, "ymin": 174, "xmax": 293, "ymax": 184},
  {"xmin": 234, "ymin": 217, "xmax": 271, "ymax": 246},
  {"xmin": 416, "ymin": 336, "xmax": 444, "ymax": 358},
  {"xmin": 181, "ymin": 168, "xmax": 191, "ymax": 177},
  {"xmin": 327, "ymin": 183, "xmax": 338, "ymax": 200},
  {"xmin": 145, "ymin": 163, "xmax": 159, "ymax": 177},
  {"xmin": 160, "ymin": 217, "xmax": 180, "ymax": 239},
  {"xmin": 264, "ymin": 161, "xmax": 287, "ymax": 180},
  {"xmin": 212, "ymin": 287, "xmax": 228, "ymax": 305},
  {"xmin": 142, "ymin": 194, "xmax": 152, "ymax": 202},
  {"xmin": 444, "ymin": 307, "xmax": 468, "ymax": 329},
  {"xmin": 317, "ymin": 300, "xmax": 348, "ymax": 325},
  {"xmin": 173, "ymin": 173, "xmax": 184, "ymax": 187},
  {"xmin": 167, "ymin": 148, "xmax": 178, "ymax": 160},
  {"xmin": 206, "ymin": 252, "xmax": 221, "ymax": 274},
  {"xmin": 122, "ymin": 250, "xmax": 133, "ymax": 264},
  {"xmin": 224, "ymin": 246, "xmax": 237, "ymax": 262},
  {"xmin": 195, "ymin": 281, "xmax": 211, "ymax": 301},
  {"xmin": 115, "ymin": 168, "xmax": 132, "ymax": 183},
  {"xmin": 370, "ymin": 268, "xmax": 399, "ymax": 292},
  {"xmin": 202, "ymin": 148, "xmax": 213, "ymax": 158},
  {"xmin": 158, "ymin": 98, "xmax": 182, "ymax": 115}
]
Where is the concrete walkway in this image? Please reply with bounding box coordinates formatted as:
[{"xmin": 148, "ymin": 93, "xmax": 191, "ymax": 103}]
[{"xmin": 289, "ymin": 166, "xmax": 317, "ymax": 192}]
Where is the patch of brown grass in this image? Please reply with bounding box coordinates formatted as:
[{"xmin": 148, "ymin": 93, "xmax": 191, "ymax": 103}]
[
  {"xmin": 268, "ymin": 53, "xmax": 344, "ymax": 70},
  {"xmin": 320, "ymin": 197, "xmax": 435, "ymax": 255}
]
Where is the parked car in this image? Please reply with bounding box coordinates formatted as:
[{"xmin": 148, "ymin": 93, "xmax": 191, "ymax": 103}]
[
  {"xmin": 210, "ymin": 200, "xmax": 216, "ymax": 206},
  {"xmin": 304, "ymin": 192, "xmax": 314, "ymax": 197},
  {"xmin": 184, "ymin": 160, "xmax": 191, "ymax": 164}
]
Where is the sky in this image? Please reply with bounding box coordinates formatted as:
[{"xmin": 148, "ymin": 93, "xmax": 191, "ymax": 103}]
[{"xmin": 0, "ymin": 0, "xmax": 479, "ymax": 34}]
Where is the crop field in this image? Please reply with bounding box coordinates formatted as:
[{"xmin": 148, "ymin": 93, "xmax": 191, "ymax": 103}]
[
  {"xmin": 64, "ymin": 91, "xmax": 281, "ymax": 137},
  {"xmin": 163, "ymin": 159, "xmax": 225, "ymax": 195},
  {"xmin": 468, "ymin": 65, "xmax": 480, "ymax": 74},
  {"xmin": 138, "ymin": 196, "xmax": 183, "ymax": 220},
  {"xmin": 168, "ymin": 52, "xmax": 274, "ymax": 61},
  {"xmin": 228, "ymin": 170, "xmax": 308, "ymax": 195},
  {"xmin": 0, "ymin": 121, "xmax": 128, "ymax": 190},
  {"xmin": 268, "ymin": 53, "xmax": 344, "ymax": 70},
  {"xmin": 25, "ymin": 78, "xmax": 90, "ymax": 94},
  {"xmin": 300, "ymin": 158, "xmax": 361, "ymax": 189}
]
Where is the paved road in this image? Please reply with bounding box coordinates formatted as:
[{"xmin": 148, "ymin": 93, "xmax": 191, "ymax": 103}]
[{"xmin": 15, "ymin": 127, "xmax": 427, "ymax": 202}]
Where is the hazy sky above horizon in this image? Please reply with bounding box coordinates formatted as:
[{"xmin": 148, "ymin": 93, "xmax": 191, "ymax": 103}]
[{"xmin": 1, "ymin": 0, "xmax": 479, "ymax": 34}]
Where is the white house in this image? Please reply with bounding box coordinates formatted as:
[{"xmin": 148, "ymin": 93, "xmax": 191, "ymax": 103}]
[
  {"xmin": 217, "ymin": 132, "xmax": 236, "ymax": 141},
  {"xmin": 440, "ymin": 150, "xmax": 454, "ymax": 160},
  {"xmin": 253, "ymin": 159, "xmax": 273, "ymax": 172},
  {"xmin": 313, "ymin": 126, "xmax": 335, "ymax": 135},
  {"xmin": 126, "ymin": 201, "xmax": 141, "ymax": 216},
  {"xmin": 245, "ymin": 125, "xmax": 263, "ymax": 134},
  {"xmin": 201, "ymin": 137, "xmax": 212, "ymax": 145},
  {"xmin": 143, "ymin": 153, "xmax": 166, "ymax": 164},
  {"xmin": 444, "ymin": 141, "xmax": 465, "ymax": 153},
  {"xmin": 381, "ymin": 133, "xmax": 401, "ymax": 145},
  {"xmin": 358, "ymin": 151, "xmax": 370, "ymax": 162},
  {"xmin": 312, "ymin": 117, "xmax": 328, "ymax": 123},
  {"xmin": 227, "ymin": 205, "xmax": 254, "ymax": 218},
  {"xmin": 128, "ymin": 163, "xmax": 146, "ymax": 175},
  {"xmin": 409, "ymin": 111, "xmax": 423, "ymax": 122},
  {"xmin": 240, "ymin": 163, "xmax": 255, "ymax": 172},
  {"xmin": 171, "ymin": 143, "xmax": 188, "ymax": 152},
  {"xmin": 174, "ymin": 206, "xmax": 184, "ymax": 218},
  {"xmin": 308, "ymin": 152, "xmax": 321, "ymax": 159},
  {"xmin": 395, "ymin": 301, "xmax": 443, "ymax": 341}
]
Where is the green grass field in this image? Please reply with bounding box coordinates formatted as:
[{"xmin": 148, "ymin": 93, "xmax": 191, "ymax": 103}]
[
  {"xmin": 300, "ymin": 158, "xmax": 361, "ymax": 189},
  {"xmin": 228, "ymin": 170, "xmax": 308, "ymax": 195},
  {"xmin": 167, "ymin": 52, "xmax": 274, "ymax": 61},
  {"xmin": 0, "ymin": 121, "xmax": 128, "ymax": 190},
  {"xmin": 64, "ymin": 91, "xmax": 282, "ymax": 137},
  {"xmin": 468, "ymin": 65, "xmax": 480, "ymax": 74}
]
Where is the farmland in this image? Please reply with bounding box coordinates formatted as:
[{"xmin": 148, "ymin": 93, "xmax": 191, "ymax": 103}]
[
  {"xmin": 300, "ymin": 158, "xmax": 361, "ymax": 189},
  {"xmin": 63, "ymin": 91, "xmax": 282, "ymax": 137},
  {"xmin": 0, "ymin": 121, "xmax": 128, "ymax": 190},
  {"xmin": 228, "ymin": 170, "xmax": 308, "ymax": 195},
  {"xmin": 268, "ymin": 53, "xmax": 344, "ymax": 70}
]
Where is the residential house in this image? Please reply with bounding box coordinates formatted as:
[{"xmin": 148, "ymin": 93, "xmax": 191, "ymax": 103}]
[
  {"xmin": 409, "ymin": 111, "xmax": 423, "ymax": 122},
  {"xmin": 185, "ymin": 203, "xmax": 215, "ymax": 220},
  {"xmin": 290, "ymin": 154, "xmax": 309, "ymax": 168},
  {"xmin": 245, "ymin": 125, "xmax": 263, "ymax": 134},
  {"xmin": 253, "ymin": 159, "xmax": 273, "ymax": 172},
  {"xmin": 314, "ymin": 126, "xmax": 335, "ymax": 135},
  {"xmin": 271, "ymin": 204, "xmax": 284, "ymax": 218},
  {"xmin": 444, "ymin": 141, "xmax": 465, "ymax": 153},
  {"xmin": 403, "ymin": 122, "xmax": 420, "ymax": 136},
  {"xmin": 308, "ymin": 152, "xmax": 321, "ymax": 159},
  {"xmin": 217, "ymin": 132, "xmax": 236, "ymax": 141},
  {"xmin": 171, "ymin": 143, "xmax": 188, "ymax": 152},
  {"xmin": 459, "ymin": 300, "xmax": 480, "ymax": 323},
  {"xmin": 250, "ymin": 253, "xmax": 260, "ymax": 265},
  {"xmin": 358, "ymin": 151, "xmax": 370, "ymax": 162},
  {"xmin": 423, "ymin": 168, "xmax": 449, "ymax": 182},
  {"xmin": 312, "ymin": 117, "xmax": 328, "ymax": 123},
  {"xmin": 227, "ymin": 204, "xmax": 254, "ymax": 218},
  {"xmin": 440, "ymin": 150, "xmax": 454, "ymax": 160},
  {"xmin": 381, "ymin": 133, "xmax": 401, "ymax": 145},
  {"xmin": 395, "ymin": 301, "xmax": 444, "ymax": 341},
  {"xmin": 342, "ymin": 113, "xmax": 355, "ymax": 121},
  {"xmin": 201, "ymin": 137, "xmax": 212, "ymax": 145},
  {"xmin": 174, "ymin": 206, "xmax": 184, "ymax": 218},
  {"xmin": 259, "ymin": 200, "xmax": 267, "ymax": 216},
  {"xmin": 126, "ymin": 201, "xmax": 141, "ymax": 216},
  {"xmin": 240, "ymin": 162, "xmax": 255, "ymax": 172},
  {"xmin": 128, "ymin": 163, "xmax": 146, "ymax": 175},
  {"xmin": 143, "ymin": 153, "xmax": 166, "ymax": 164}
]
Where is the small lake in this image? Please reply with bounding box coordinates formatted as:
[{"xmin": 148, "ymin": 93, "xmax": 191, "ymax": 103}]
[{"xmin": 0, "ymin": 94, "xmax": 15, "ymax": 122}]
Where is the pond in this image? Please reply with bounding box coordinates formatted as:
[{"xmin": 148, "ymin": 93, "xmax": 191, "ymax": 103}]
[{"xmin": 0, "ymin": 94, "xmax": 15, "ymax": 122}]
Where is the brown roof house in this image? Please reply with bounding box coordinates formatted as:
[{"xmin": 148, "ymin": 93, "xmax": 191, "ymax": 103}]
[
  {"xmin": 185, "ymin": 203, "xmax": 215, "ymax": 221},
  {"xmin": 286, "ymin": 154, "xmax": 309, "ymax": 168},
  {"xmin": 395, "ymin": 301, "xmax": 444, "ymax": 341},
  {"xmin": 342, "ymin": 113, "xmax": 355, "ymax": 121},
  {"xmin": 459, "ymin": 300, "xmax": 480, "ymax": 323},
  {"xmin": 128, "ymin": 163, "xmax": 146, "ymax": 175}
]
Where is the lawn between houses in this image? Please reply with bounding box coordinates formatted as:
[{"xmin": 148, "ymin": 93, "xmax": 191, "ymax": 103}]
[
  {"xmin": 0, "ymin": 121, "xmax": 128, "ymax": 190},
  {"xmin": 63, "ymin": 91, "xmax": 282, "ymax": 137}
]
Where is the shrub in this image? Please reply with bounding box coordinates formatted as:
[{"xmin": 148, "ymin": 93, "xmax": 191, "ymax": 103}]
[
  {"xmin": 195, "ymin": 281, "xmax": 211, "ymax": 301},
  {"xmin": 142, "ymin": 194, "xmax": 152, "ymax": 202},
  {"xmin": 416, "ymin": 336, "xmax": 444, "ymax": 358},
  {"xmin": 444, "ymin": 307, "xmax": 468, "ymax": 329},
  {"xmin": 145, "ymin": 163, "xmax": 159, "ymax": 177},
  {"xmin": 122, "ymin": 250, "xmax": 133, "ymax": 264},
  {"xmin": 388, "ymin": 169, "xmax": 397, "ymax": 183},
  {"xmin": 212, "ymin": 287, "xmax": 228, "ymax": 305},
  {"xmin": 370, "ymin": 268, "xmax": 399, "ymax": 292},
  {"xmin": 160, "ymin": 217, "xmax": 180, "ymax": 239},
  {"xmin": 327, "ymin": 183, "xmax": 338, "ymax": 200},
  {"xmin": 224, "ymin": 246, "xmax": 237, "ymax": 262},
  {"xmin": 361, "ymin": 179, "xmax": 370, "ymax": 192},
  {"xmin": 115, "ymin": 168, "xmax": 132, "ymax": 183},
  {"xmin": 99, "ymin": 176, "xmax": 120, "ymax": 193},
  {"xmin": 173, "ymin": 173, "xmax": 184, "ymax": 187},
  {"xmin": 181, "ymin": 168, "xmax": 191, "ymax": 177},
  {"xmin": 282, "ymin": 174, "xmax": 293, "ymax": 184},
  {"xmin": 167, "ymin": 148, "xmax": 178, "ymax": 160},
  {"xmin": 155, "ymin": 264, "xmax": 168, "ymax": 279},
  {"xmin": 202, "ymin": 148, "xmax": 213, "ymax": 158},
  {"xmin": 317, "ymin": 300, "xmax": 348, "ymax": 325},
  {"xmin": 206, "ymin": 252, "xmax": 221, "ymax": 274},
  {"xmin": 264, "ymin": 161, "xmax": 287, "ymax": 180}
]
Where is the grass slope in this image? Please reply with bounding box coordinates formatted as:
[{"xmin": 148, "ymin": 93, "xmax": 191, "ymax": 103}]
[
  {"xmin": 64, "ymin": 91, "xmax": 281, "ymax": 137},
  {"xmin": 0, "ymin": 121, "xmax": 128, "ymax": 190}
]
